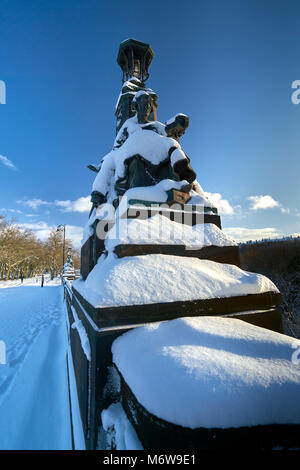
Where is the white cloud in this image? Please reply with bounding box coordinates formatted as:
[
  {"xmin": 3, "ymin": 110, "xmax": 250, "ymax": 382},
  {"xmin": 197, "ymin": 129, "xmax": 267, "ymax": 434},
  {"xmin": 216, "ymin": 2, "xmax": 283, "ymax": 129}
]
[
  {"xmin": 204, "ymin": 192, "xmax": 234, "ymax": 215},
  {"xmin": 18, "ymin": 222, "xmax": 50, "ymax": 230},
  {"xmin": 248, "ymin": 195, "xmax": 291, "ymax": 214},
  {"xmin": 280, "ymin": 207, "xmax": 290, "ymax": 214},
  {"xmin": 248, "ymin": 195, "xmax": 280, "ymax": 211},
  {"xmin": 0, "ymin": 155, "xmax": 16, "ymax": 170},
  {"xmin": 223, "ymin": 226, "xmax": 282, "ymax": 242},
  {"xmin": 0, "ymin": 208, "xmax": 23, "ymax": 214},
  {"xmin": 17, "ymin": 221, "xmax": 83, "ymax": 248},
  {"xmin": 55, "ymin": 196, "xmax": 91, "ymax": 213},
  {"xmin": 16, "ymin": 198, "xmax": 51, "ymax": 211},
  {"xmin": 65, "ymin": 225, "xmax": 84, "ymax": 248},
  {"xmin": 16, "ymin": 195, "xmax": 91, "ymax": 214},
  {"xmin": 17, "ymin": 221, "xmax": 52, "ymax": 241}
]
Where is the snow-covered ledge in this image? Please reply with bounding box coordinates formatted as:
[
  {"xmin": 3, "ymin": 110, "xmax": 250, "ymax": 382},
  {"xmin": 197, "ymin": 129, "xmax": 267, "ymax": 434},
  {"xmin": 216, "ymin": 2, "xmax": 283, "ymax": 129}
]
[
  {"xmin": 105, "ymin": 217, "xmax": 236, "ymax": 252},
  {"xmin": 112, "ymin": 316, "xmax": 300, "ymax": 429},
  {"xmin": 73, "ymin": 253, "xmax": 278, "ymax": 309}
]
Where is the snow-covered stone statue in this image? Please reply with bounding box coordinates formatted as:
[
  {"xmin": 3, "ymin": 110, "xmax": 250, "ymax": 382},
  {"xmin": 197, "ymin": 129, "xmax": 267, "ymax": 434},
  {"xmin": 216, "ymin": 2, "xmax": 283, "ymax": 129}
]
[{"xmin": 90, "ymin": 90, "xmax": 203, "ymax": 211}]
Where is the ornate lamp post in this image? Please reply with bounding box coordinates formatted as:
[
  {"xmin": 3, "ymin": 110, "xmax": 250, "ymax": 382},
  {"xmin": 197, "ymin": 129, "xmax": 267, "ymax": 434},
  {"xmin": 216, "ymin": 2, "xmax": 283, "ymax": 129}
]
[
  {"xmin": 117, "ymin": 38, "xmax": 154, "ymax": 83},
  {"xmin": 115, "ymin": 38, "xmax": 156, "ymax": 133}
]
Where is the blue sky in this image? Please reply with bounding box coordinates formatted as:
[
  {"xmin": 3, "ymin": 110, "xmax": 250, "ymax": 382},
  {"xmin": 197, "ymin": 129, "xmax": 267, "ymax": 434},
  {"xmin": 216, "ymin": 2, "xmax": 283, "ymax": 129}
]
[{"xmin": 1, "ymin": 0, "xmax": 300, "ymax": 247}]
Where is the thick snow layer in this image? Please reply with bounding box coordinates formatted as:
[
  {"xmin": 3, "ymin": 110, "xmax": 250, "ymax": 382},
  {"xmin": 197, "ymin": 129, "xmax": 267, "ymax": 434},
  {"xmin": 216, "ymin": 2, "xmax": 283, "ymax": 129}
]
[
  {"xmin": 112, "ymin": 316, "xmax": 300, "ymax": 429},
  {"xmin": 83, "ymin": 179, "xmax": 213, "ymax": 245},
  {"xmin": 113, "ymin": 179, "xmax": 214, "ymax": 217},
  {"xmin": 105, "ymin": 217, "xmax": 236, "ymax": 251},
  {"xmin": 170, "ymin": 147, "xmax": 186, "ymax": 166},
  {"xmin": 83, "ymin": 179, "xmax": 216, "ymax": 246},
  {"xmin": 93, "ymin": 130, "xmax": 181, "ymax": 196},
  {"xmin": 0, "ymin": 279, "xmax": 72, "ymax": 449},
  {"xmin": 114, "ymin": 115, "xmax": 166, "ymax": 148},
  {"xmin": 73, "ymin": 253, "xmax": 278, "ymax": 308},
  {"xmin": 119, "ymin": 179, "xmax": 190, "ymax": 205},
  {"xmin": 101, "ymin": 402, "xmax": 143, "ymax": 450},
  {"xmin": 118, "ymin": 129, "xmax": 177, "ymax": 166}
]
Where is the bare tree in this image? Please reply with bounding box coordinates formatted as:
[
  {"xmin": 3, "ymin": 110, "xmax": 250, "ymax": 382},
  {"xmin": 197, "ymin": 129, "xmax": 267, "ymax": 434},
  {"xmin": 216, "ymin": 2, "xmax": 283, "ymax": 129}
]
[{"xmin": 0, "ymin": 215, "xmax": 80, "ymax": 281}]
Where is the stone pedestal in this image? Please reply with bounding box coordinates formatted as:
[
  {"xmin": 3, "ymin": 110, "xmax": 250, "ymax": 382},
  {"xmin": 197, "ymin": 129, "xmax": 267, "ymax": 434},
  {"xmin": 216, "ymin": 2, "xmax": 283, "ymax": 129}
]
[
  {"xmin": 64, "ymin": 277, "xmax": 282, "ymax": 449},
  {"xmin": 119, "ymin": 371, "xmax": 300, "ymax": 450},
  {"xmin": 80, "ymin": 206, "xmax": 224, "ymax": 280}
]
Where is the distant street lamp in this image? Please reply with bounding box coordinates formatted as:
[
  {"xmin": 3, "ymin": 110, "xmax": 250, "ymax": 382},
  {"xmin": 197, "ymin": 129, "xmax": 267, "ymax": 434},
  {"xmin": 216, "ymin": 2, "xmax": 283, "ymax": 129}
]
[{"xmin": 57, "ymin": 224, "xmax": 66, "ymax": 273}]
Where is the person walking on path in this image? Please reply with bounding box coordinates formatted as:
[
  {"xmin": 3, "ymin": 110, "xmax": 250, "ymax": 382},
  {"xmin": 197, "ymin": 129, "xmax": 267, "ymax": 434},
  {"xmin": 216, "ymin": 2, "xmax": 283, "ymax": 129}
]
[
  {"xmin": 20, "ymin": 272, "xmax": 24, "ymax": 284},
  {"xmin": 41, "ymin": 274, "xmax": 44, "ymax": 287}
]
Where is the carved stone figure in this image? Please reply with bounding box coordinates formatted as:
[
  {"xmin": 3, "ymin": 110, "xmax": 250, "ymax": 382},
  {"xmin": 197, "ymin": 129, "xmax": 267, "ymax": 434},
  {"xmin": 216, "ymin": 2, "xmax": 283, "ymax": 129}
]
[{"xmin": 91, "ymin": 91, "xmax": 197, "ymax": 211}]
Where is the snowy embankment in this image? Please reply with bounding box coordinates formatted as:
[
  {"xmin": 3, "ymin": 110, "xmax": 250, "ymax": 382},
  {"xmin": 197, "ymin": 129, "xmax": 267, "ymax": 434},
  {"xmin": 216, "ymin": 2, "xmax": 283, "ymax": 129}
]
[{"xmin": 0, "ymin": 276, "xmax": 72, "ymax": 449}]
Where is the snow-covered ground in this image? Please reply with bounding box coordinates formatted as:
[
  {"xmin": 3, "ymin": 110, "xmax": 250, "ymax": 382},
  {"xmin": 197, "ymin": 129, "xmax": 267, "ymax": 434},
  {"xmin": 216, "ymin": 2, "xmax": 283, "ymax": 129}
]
[
  {"xmin": 0, "ymin": 275, "xmax": 72, "ymax": 449},
  {"xmin": 0, "ymin": 275, "xmax": 62, "ymax": 289}
]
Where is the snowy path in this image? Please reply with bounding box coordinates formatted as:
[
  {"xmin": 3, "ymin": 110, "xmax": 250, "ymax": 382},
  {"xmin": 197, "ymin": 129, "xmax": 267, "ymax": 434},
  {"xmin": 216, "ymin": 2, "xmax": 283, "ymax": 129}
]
[{"xmin": 0, "ymin": 277, "xmax": 72, "ymax": 449}]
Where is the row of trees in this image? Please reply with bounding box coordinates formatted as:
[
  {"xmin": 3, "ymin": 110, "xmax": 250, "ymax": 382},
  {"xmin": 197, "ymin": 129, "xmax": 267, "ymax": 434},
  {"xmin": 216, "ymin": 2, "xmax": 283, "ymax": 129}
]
[{"xmin": 0, "ymin": 215, "xmax": 80, "ymax": 280}]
